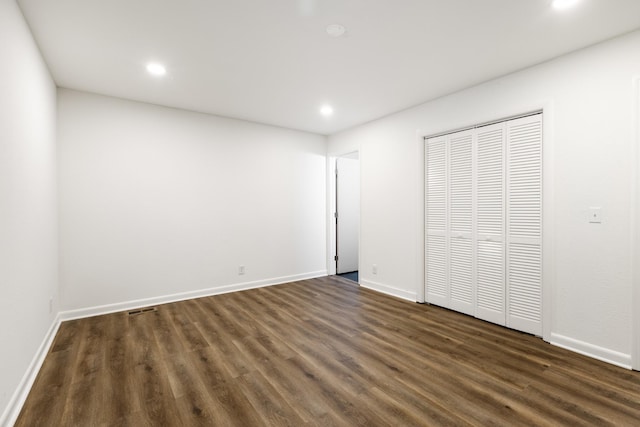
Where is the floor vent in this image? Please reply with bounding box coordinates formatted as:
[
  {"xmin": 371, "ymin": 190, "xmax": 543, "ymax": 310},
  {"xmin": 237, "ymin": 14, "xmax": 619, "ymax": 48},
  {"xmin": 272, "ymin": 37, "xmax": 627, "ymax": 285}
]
[{"xmin": 128, "ymin": 307, "xmax": 157, "ymax": 316}]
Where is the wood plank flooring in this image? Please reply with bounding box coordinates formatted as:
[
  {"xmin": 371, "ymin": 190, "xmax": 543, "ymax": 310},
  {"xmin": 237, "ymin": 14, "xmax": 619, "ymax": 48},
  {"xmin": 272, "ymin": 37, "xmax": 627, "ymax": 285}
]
[{"xmin": 15, "ymin": 276, "xmax": 640, "ymax": 426}]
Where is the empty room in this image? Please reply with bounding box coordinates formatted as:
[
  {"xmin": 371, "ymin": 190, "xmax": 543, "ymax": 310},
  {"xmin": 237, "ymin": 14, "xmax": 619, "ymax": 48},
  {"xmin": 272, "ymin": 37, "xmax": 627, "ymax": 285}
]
[{"xmin": 2, "ymin": 0, "xmax": 640, "ymax": 425}]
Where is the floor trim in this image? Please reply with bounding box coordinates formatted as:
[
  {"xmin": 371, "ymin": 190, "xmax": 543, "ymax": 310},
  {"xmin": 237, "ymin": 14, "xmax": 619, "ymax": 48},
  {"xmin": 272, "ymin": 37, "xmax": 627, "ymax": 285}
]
[
  {"xmin": 1, "ymin": 315, "xmax": 61, "ymax": 427},
  {"xmin": 359, "ymin": 279, "xmax": 417, "ymax": 302},
  {"xmin": 550, "ymin": 332, "xmax": 632, "ymax": 369},
  {"xmin": 59, "ymin": 271, "xmax": 328, "ymax": 321}
]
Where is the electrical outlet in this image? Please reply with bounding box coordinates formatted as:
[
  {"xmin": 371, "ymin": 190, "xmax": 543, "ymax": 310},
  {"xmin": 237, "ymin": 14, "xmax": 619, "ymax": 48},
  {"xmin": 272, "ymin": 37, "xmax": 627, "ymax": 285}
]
[
  {"xmin": 589, "ymin": 207, "xmax": 602, "ymax": 223},
  {"xmin": 239, "ymin": 265, "xmax": 245, "ymax": 275},
  {"xmin": 372, "ymin": 264, "xmax": 377, "ymax": 275}
]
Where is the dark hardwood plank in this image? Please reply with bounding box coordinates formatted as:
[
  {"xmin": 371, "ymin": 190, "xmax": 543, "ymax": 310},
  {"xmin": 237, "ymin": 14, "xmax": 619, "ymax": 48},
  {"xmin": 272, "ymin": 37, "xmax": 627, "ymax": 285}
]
[
  {"xmin": 235, "ymin": 369, "xmax": 306, "ymax": 427},
  {"xmin": 13, "ymin": 349, "xmax": 74, "ymax": 426},
  {"xmin": 163, "ymin": 351, "xmax": 237, "ymax": 426},
  {"xmin": 49, "ymin": 318, "xmax": 84, "ymax": 353},
  {"xmin": 14, "ymin": 276, "xmax": 640, "ymax": 426}
]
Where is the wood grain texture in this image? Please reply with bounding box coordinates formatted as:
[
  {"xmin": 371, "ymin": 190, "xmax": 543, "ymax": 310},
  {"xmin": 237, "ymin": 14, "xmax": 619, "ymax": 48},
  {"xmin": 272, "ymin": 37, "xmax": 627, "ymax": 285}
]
[{"xmin": 15, "ymin": 276, "xmax": 640, "ymax": 426}]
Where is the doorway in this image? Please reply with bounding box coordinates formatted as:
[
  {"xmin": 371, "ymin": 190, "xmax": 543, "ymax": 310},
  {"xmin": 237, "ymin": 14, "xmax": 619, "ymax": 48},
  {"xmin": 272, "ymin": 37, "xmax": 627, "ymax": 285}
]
[
  {"xmin": 634, "ymin": 77, "xmax": 640, "ymax": 371},
  {"xmin": 335, "ymin": 152, "xmax": 360, "ymax": 282}
]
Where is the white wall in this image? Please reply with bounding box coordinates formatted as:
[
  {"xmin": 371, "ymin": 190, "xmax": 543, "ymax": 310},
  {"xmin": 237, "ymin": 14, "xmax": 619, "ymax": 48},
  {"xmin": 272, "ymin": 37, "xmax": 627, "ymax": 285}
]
[
  {"xmin": 58, "ymin": 89, "xmax": 327, "ymax": 314},
  {"xmin": 0, "ymin": 0, "xmax": 58, "ymax": 424},
  {"xmin": 329, "ymin": 29, "xmax": 640, "ymax": 366}
]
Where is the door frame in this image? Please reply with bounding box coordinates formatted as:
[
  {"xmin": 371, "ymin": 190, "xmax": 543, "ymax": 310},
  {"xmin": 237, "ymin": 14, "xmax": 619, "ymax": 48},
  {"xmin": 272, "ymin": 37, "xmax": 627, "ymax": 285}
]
[
  {"xmin": 632, "ymin": 76, "xmax": 640, "ymax": 371},
  {"xmin": 327, "ymin": 150, "xmax": 360, "ymax": 277},
  {"xmin": 417, "ymin": 102, "xmax": 555, "ymax": 343}
]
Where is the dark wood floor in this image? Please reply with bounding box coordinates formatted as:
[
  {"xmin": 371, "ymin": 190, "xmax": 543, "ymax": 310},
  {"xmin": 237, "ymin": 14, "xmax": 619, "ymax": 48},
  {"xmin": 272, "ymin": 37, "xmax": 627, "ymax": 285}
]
[{"xmin": 16, "ymin": 277, "xmax": 640, "ymax": 426}]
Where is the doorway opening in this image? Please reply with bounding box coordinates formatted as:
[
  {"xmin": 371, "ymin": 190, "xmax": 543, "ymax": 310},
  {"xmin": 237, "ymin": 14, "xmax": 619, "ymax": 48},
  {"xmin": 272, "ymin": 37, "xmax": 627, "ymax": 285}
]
[{"xmin": 334, "ymin": 152, "xmax": 360, "ymax": 283}]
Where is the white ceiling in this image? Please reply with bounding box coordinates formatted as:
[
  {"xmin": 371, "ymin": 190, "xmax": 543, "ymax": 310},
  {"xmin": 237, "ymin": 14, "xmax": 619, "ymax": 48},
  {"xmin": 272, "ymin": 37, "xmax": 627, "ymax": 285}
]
[{"xmin": 17, "ymin": 0, "xmax": 640, "ymax": 135}]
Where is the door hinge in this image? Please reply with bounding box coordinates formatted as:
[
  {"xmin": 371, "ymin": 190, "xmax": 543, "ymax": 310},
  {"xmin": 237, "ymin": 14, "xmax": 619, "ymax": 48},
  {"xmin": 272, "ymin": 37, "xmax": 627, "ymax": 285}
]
[
  {"xmin": 334, "ymin": 212, "xmax": 338, "ymax": 219},
  {"xmin": 334, "ymin": 255, "xmax": 338, "ymax": 261}
]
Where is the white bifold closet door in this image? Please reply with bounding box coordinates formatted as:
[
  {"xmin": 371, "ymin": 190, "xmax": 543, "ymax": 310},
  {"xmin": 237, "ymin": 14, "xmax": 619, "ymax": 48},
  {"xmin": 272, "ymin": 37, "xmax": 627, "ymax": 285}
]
[
  {"xmin": 425, "ymin": 135, "xmax": 448, "ymax": 308},
  {"xmin": 448, "ymin": 130, "xmax": 474, "ymax": 316},
  {"xmin": 475, "ymin": 122, "xmax": 506, "ymax": 326},
  {"xmin": 425, "ymin": 113, "xmax": 542, "ymax": 336},
  {"xmin": 505, "ymin": 115, "xmax": 543, "ymax": 335}
]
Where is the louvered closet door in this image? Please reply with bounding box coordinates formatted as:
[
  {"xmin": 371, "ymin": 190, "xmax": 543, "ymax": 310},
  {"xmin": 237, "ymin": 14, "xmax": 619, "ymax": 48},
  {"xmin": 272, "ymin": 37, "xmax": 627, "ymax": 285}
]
[
  {"xmin": 506, "ymin": 115, "xmax": 543, "ymax": 336},
  {"xmin": 425, "ymin": 135, "xmax": 449, "ymax": 307},
  {"xmin": 448, "ymin": 130, "xmax": 475, "ymax": 316},
  {"xmin": 475, "ymin": 123, "xmax": 506, "ymax": 325}
]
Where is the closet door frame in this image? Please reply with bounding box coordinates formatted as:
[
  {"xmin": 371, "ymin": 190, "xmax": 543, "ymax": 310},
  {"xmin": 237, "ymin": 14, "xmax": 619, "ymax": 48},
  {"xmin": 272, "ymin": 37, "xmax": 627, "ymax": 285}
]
[
  {"xmin": 418, "ymin": 104, "xmax": 554, "ymax": 343},
  {"xmin": 632, "ymin": 77, "xmax": 640, "ymax": 371}
]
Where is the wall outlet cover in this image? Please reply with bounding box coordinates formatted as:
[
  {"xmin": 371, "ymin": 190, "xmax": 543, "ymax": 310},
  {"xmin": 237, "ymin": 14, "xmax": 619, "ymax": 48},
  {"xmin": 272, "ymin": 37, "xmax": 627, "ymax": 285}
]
[{"xmin": 589, "ymin": 207, "xmax": 602, "ymax": 223}]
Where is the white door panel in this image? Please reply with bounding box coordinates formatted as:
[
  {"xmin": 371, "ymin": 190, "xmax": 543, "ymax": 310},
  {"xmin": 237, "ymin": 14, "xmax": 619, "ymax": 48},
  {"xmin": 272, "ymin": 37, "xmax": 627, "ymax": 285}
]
[{"xmin": 336, "ymin": 156, "xmax": 359, "ymax": 274}]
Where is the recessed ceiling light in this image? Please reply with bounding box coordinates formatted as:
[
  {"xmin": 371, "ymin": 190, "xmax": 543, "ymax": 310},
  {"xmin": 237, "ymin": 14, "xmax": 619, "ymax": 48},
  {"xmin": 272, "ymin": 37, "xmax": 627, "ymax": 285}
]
[
  {"xmin": 326, "ymin": 24, "xmax": 346, "ymax": 38},
  {"xmin": 146, "ymin": 62, "xmax": 166, "ymax": 76},
  {"xmin": 320, "ymin": 105, "xmax": 334, "ymax": 116},
  {"xmin": 552, "ymin": 0, "xmax": 580, "ymax": 10}
]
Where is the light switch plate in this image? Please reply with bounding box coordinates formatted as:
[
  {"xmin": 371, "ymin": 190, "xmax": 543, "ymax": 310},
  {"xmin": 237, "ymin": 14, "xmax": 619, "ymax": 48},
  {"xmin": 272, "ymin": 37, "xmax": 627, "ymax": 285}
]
[{"xmin": 589, "ymin": 207, "xmax": 602, "ymax": 223}]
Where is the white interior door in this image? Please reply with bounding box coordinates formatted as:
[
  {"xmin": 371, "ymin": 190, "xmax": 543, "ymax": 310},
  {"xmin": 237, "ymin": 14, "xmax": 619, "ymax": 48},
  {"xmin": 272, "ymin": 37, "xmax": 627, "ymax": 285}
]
[{"xmin": 336, "ymin": 155, "xmax": 359, "ymax": 274}]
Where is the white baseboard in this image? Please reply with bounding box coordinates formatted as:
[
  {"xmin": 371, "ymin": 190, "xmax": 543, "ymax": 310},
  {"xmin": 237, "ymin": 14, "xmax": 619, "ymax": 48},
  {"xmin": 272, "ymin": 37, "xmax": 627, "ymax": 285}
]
[
  {"xmin": 359, "ymin": 279, "xmax": 417, "ymax": 302},
  {"xmin": 1, "ymin": 315, "xmax": 61, "ymax": 427},
  {"xmin": 59, "ymin": 271, "xmax": 328, "ymax": 321},
  {"xmin": 550, "ymin": 332, "xmax": 632, "ymax": 369}
]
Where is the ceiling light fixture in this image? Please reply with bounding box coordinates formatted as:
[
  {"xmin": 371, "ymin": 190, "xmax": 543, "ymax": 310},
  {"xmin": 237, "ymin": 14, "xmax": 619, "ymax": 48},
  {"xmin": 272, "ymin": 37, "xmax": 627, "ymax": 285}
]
[
  {"xmin": 552, "ymin": 0, "xmax": 580, "ymax": 10},
  {"xmin": 146, "ymin": 62, "xmax": 166, "ymax": 76},
  {"xmin": 320, "ymin": 105, "xmax": 334, "ymax": 116},
  {"xmin": 326, "ymin": 24, "xmax": 346, "ymax": 38}
]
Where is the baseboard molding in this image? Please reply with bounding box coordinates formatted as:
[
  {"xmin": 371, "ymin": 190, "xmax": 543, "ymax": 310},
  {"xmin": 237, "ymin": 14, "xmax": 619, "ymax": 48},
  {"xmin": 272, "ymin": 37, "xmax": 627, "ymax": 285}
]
[
  {"xmin": 359, "ymin": 279, "xmax": 417, "ymax": 302},
  {"xmin": 59, "ymin": 271, "xmax": 328, "ymax": 322},
  {"xmin": 550, "ymin": 332, "xmax": 632, "ymax": 369},
  {"xmin": 1, "ymin": 315, "xmax": 61, "ymax": 427}
]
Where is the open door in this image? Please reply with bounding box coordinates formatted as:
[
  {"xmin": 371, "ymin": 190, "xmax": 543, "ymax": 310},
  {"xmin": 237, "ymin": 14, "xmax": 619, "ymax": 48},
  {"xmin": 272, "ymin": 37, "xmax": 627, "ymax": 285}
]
[{"xmin": 336, "ymin": 153, "xmax": 360, "ymax": 277}]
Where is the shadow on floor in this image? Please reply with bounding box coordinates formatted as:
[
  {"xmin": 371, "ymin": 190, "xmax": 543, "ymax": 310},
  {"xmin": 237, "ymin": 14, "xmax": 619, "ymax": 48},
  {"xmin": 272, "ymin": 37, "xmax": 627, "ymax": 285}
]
[{"xmin": 337, "ymin": 271, "xmax": 358, "ymax": 283}]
